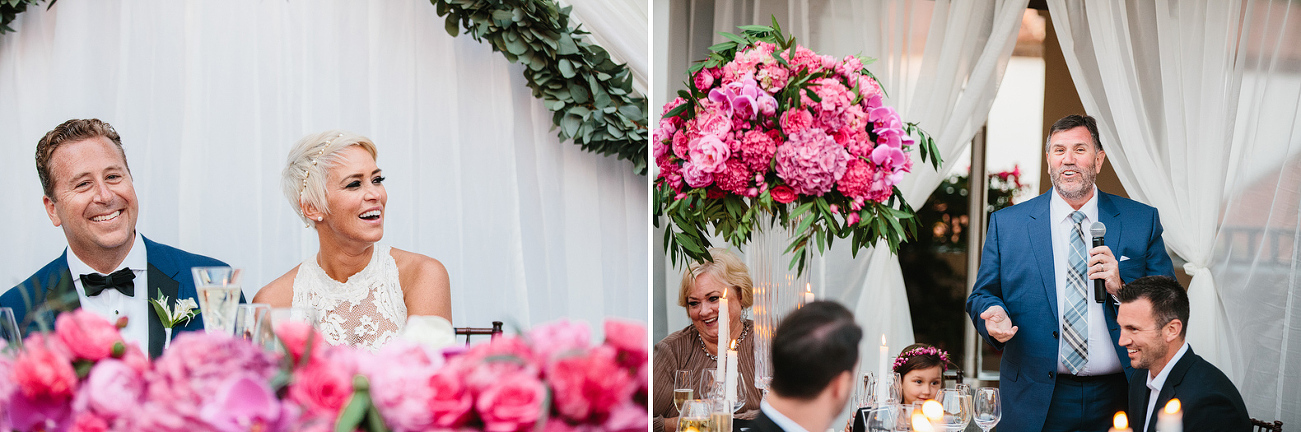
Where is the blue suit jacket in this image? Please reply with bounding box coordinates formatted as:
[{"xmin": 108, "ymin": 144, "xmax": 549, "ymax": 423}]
[
  {"xmin": 1127, "ymin": 347, "xmax": 1250, "ymax": 432},
  {"xmin": 965, "ymin": 191, "xmax": 1175, "ymax": 432},
  {"xmin": 1, "ymin": 236, "xmax": 228, "ymax": 358}
]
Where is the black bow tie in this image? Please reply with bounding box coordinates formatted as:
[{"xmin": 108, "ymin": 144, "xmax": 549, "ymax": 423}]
[{"xmin": 80, "ymin": 268, "xmax": 136, "ymax": 297}]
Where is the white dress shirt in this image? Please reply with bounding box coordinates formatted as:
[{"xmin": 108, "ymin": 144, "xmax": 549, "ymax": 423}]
[
  {"xmin": 1143, "ymin": 342, "xmax": 1190, "ymax": 432},
  {"xmin": 1050, "ymin": 187, "xmax": 1123, "ymax": 376},
  {"xmin": 760, "ymin": 399, "xmax": 810, "ymax": 432},
  {"xmin": 66, "ymin": 233, "xmax": 149, "ymax": 348}
]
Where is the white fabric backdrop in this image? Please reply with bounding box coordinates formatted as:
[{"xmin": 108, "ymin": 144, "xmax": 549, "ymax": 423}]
[
  {"xmin": 654, "ymin": 1, "xmax": 1026, "ymax": 416},
  {"xmin": 0, "ymin": 0, "xmax": 648, "ymax": 335},
  {"xmin": 1047, "ymin": 0, "xmax": 1301, "ymax": 424}
]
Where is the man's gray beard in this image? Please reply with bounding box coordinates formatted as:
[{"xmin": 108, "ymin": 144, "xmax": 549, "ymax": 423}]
[{"xmin": 1051, "ymin": 169, "xmax": 1095, "ymax": 201}]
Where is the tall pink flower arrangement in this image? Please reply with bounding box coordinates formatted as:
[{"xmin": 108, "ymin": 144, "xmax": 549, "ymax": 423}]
[{"xmin": 654, "ymin": 19, "xmax": 940, "ymax": 273}]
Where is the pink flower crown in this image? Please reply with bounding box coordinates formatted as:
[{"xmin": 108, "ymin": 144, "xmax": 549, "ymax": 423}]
[{"xmin": 892, "ymin": 346, "xmax": 951, "ymax": 372}]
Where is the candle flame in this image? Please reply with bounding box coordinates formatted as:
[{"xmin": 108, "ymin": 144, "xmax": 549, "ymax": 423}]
[
  {"xmin": 922, "ymin": 400, "xmax": 944, "ymax": 420},
  {"xmin": 805, "ymin": 283, "xmax": 811, "ymax": 293},
  {"xmin": 881, "ymin": 334, "xmax": 887, "ymax": 345},
  {"xmin": 1114, "ymin": 412, "xmax": 1129, "ymax": 429},
  {"xmin": 730, "ymin": 340, "xmax": 738, "ymax": 350},
  {"xmin": 911, "ymin": 411, "xmax": 934, "ymax": 432},
  {"xmin": 1164, "ymin": 398, "xmax": 1181, "ymax": 414}
]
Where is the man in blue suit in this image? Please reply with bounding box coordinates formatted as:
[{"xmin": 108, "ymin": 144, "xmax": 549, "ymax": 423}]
[
  {"xmin": 966, "ymin": 115, "xmax": 1176, "ymax": 432},
  {"xmin": 1117, "ymin": 276, "xmax": 1249, "ymax": 432},
  {"xmin": 1, "ymin": 119, "xmax": 228, "ymax": 358}
]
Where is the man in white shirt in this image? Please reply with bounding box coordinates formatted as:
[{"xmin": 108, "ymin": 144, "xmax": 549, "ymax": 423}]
[
  {"xmin": 750, "ymin": 301, "xmax": 860, "ymax": 432},
  {"xmin": 2, "ymin": 118, "xmax": 230, "ymax": 358},
  {"xmin": 1118, "ymin": 276, "xmax": 1249, "ymax": 432}
]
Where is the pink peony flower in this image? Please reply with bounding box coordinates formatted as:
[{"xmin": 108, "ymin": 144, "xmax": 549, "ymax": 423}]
[
  {"xmin": 72, "ymin": 359, "xmax": 143, "ymax": 420},
  {"xmin": 770, "ymin": 185, "xmax": 797, "ymax": 203},
  {"xmin": 476, "ymin": 371, "xmax": 547, "ymax": 432},
  {"xmin": 779, "ymin": 108, "xmax": 814, "ymax": 134},
  {"xmin": 693, "ymin": 70, "xmax": 715, "ymax": 91},
  {"xmin": 687, "ymin": 134, "xmax": 730, "ymax": 174},
  {"xmin": 774, "ymin": 128, "xmax": 851, "ymax": 196},
  {"xmin": 274, "ymin": 320, "xmax": 326, "ymax": 366},
  {"xmin": 681, "ymin": 162, "xmax": 714, "ymax": 188},
  {"xmin": 602, "ymin": 401, "xmax": 650, "ymax": 432},
  {"xmin": 9, "ymin": 390, "xmax": 73, "ymax": 432},
  {"xmin": 366, "ymin": 342, "xmax": 447, "ymax": 432},
  {"xmin": 602, "ymin": 319, "xmax": 648, "ymax": 371},
  {"xmin": 548, "ymin": 346, "xmax": 635, "ymax": 424},
  {"xmin": 143, "ymin": 332, "xmax": 279, "ymax": 427},
  {"xmin": 69, "ymin": 413, "xmax": 108, "ymax": 432},
  {"xmin": 427, "ymin": 366, "xmax": 474, "ymax": 428},
  {"xmin": 671, "ymin": 129, "xmax": 691, "ymax": 160},
  {"xmin": 694, "ymin": 107, "xmax": 732, "ymax": 137},
  {"xmin": 12, "ymin": 335, "xmax": 77, "ymax": 401},
  {"xmin": 118, "ymin": 342, "xmax": 150, "ymax": 375},
  {"xmin": 527, "ymin": 319, "xmax": 591, "ymax": 363},
  {"xmin": 660, "ymin": 96, "xmax": 686, "ymax": 117},
  {"xmin": 287, "ymin": 350, "xmax": 356, "ymax": 417},
  {"xmin": 55, "ymin": 309, "xmax": 124, "ymax": 362},
  {"xmin": 201, "ymin": 375, "xmax": 294, "ymax": 432}
]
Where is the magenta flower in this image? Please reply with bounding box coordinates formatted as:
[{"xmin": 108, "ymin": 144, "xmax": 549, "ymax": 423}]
[
  {"xmin": 527, "ymin": 319, "xmax": 591, "ymax": 364},
  {"xmin": 476, "ymin": 370, "xmax": 547, "ymax": 432},
  {"xmin": 201, "ymin": 375, "xmax": 293, "ymax": 432},
  {"xmin": 681, "ymin": 162, "xmax": 715, "ymax": 188},
  {"xmin": 72, "ymin": 359, "xmax": 143, "ymax": 421}
]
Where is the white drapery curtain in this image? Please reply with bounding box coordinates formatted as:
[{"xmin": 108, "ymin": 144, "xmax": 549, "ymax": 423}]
[
  {"xmin": 561, "ymin": 0, "xmax": 649, "ymax": 95},
  {"xmin": 1047, "ymin": 0, "xmax": 1301, "ymax": 424},
  {"xmin": 655, "ymin": 0, "xmax": 1026, "ymax": 396},
  {"xmin": 0, "ymin": 0, "xmax": 648, "ymax": 334}
]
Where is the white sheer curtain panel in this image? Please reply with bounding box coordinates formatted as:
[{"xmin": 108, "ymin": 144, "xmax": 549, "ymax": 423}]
[
  {"xmin": 654, "ymin": 0, "xmax": 1026, "ymax": 400},
  {"xmin": 1047, "ymin": 0, "xmax": 1301, "ymax": 424},
  {"xmin": 0, "ymin": 0, "xmax": 648, "ymax": 334},
  {"xmin": 561, "ymin": 0, "xmax": 649, "ymax": 95}
]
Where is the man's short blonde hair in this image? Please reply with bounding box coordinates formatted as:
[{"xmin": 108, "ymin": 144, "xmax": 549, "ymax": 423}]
[
  {"xmin": 281, "ymin": 130, "xmax": 378, "ymax": 227},
  {"xmin": 679, "ymin": 248, "xmax": 754, "ymax": 308}
]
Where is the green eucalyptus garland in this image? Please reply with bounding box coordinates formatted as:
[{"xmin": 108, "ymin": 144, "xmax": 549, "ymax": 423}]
[
  {"xmin": 1, "ymin": 0, "xmax": 649, "ymax": 176},
  {"xmin": 432, "ymin": 0, "xmax": 649, "ymax": 175}
]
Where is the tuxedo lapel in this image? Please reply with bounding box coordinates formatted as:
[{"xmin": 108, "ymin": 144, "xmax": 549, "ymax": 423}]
[
  {"xmin": 1149, "ymin": 350, "xmax": 1196, "ymax": 432},
  {"xmin": 147, "ymin": 263, "xmax": 180, "ymax": 358},
  {"xmin": 1027, "ymin": 195, "xmax": 1059, "ymax": 316}
]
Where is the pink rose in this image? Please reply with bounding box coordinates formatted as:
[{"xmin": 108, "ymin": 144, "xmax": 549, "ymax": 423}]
[
  {"xmin": 780, "ymin": 108, "xmax": 813, "ymax": 134},
  {"xmin": 476, "ymin": 371, "xmax": 547, "ymax": 432},
  {"xmin": 287, "ymin": 352, "xmax": 355, "ymax": 417},
  {"xmin": 427, "ymin": 367, "xmax": 473, "ymax": 428},
  {"xmin": 548, "ymin": 346, "xmax": 635, "ymax": 423},
  {"xmin": 527, "ymin": 319, "xmax": 591, "ymax": 363},
  {"xmin": 693, "ymin": 70, "xmax": 715, "ymax": 91},
  {"xmin": 56, "ymin": 309, "xmax": 124, "ymax": 362},
  {"xmin": 73, "ymin": 359, "xmax": 143, "ymax": 420},
  {"xmin": 671, "ymin": 129, "xmax": 691, "ymax": 160},
  {"xmin": 12, "ymin": 336, "xmax": 77, "ymax": 401},
  {"xmin": 770, "ymin": 185, "xmax": 797, "ymax": 203},
  {"xmin": 70, "ymin": 413, "xmax": 109, "ymax": 432}
]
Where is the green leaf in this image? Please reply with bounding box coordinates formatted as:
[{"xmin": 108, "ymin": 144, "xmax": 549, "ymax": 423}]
[
  {"xmin": 720, "ymin": 32, "xmax": 749, "ymax": 45},
  {"xmin": 444, "ymin": 15, "xmax": 460, "ymax": 37},
  {"xmin": 663, "ymin": 103, "xmax": 688, "ymax": 119},
  {"xmin": 737, "ymin": 25, "xmax": 774, "ymax": 33},
  {"xmin": 335, "ymin": 389, "xmax": 370, "ymax": 432},
  {"xmin": 708, "ymin": 41, "xmax": 738, "ymax": 53},
  {"xmin": 557, "ymin": 33, "xmax": 580, "ymax": 55},
  {"xmin": 561, "ymin": 114, "xmax": 581, "ymax": 137}
]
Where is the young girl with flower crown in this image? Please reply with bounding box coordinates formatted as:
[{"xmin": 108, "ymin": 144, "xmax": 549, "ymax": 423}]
[{"xmin": 893, "ymin": 343, "xmax": 952, "ymax": 405}]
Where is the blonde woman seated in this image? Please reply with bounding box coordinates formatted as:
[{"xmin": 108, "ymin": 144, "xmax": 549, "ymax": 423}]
[
  {"xmin": 652, "ymin": 248, "xmax": 760, "ymax": 432},
  {"xmin": 254, "ymin": 130, "xmax": 452, "ymax": 351}
]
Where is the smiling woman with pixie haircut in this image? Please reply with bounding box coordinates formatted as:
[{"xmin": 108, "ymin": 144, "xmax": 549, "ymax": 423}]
[{"xmin": 254, "ymin": 130, "xmax": 451, "ymax": 352}]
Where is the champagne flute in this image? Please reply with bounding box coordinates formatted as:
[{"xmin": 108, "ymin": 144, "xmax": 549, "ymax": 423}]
[
  {"xmin": 972, "ymin": 387, "xmax": 1001, "ymax": 432},
  {"xmin": 191, "ymin": 267, "xmax": 243, "ymax": 335},
  {"xmin": 677, "ymin": 399, "xmax": 711, "ymax": 432},
  {"xmin": 673, "ymin": 370, "xmax": 695, "ymax": 410},
  {"xmin": 858, "ymin": 372, "xmax": 876, "ymax": 408},
  {"xmin": 938, "ymin": 388, "xmax": 972, "ymax": 431},
  {"xmin": 234, "ymin": 304, "xmax": 272, "ymax": 346},
  {"xmin": 707, "ymin": 398, "xmax": 733, "ymax": 432}
]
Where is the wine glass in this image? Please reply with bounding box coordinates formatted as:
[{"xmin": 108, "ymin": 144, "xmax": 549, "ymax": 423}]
[
  {"xmin": 234, "ymin": 304, "xmax": 273, "ymax": 347},
  {"xmin": 863, "ymin": 403, "xmax": 911, "ymax": 432},
  {"xmin": 0, "ymin": 307, "xmax": 22, "ymax": 354},
  {"xmin": 191, "ymin": 267, "xmax": 243, "ymax": 335},
  {"xmin": 937, "ymin": 388, "xmax": 972, "ymax": 431},
  {"xmin": 707, "ymin": 398, "xmax": 733, "ymax": 432},
  {"xmin": 972, "ymin": 387, "xmax": 1001, "ymax": 432},
  {"xmin": 857, "ymin": 372, "xmax": 876, "ymax": 408},
  {"xmin": 673, "ymin": 370, "xmax": 695, "ymax": 410},
  {"xmin": 677, "ymin": 399, "xmax": 711, "ymax": 432}
]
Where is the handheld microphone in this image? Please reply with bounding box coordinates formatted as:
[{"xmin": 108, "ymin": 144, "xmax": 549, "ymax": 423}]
[{"xmin": 1090, "ymin": 222, "xmax": 1107, "ymax": 303}]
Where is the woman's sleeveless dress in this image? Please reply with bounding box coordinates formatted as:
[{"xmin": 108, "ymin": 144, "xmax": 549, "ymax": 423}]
[{"xmin": 292, "ymin": 244, "xmax": 407, "ymax": 351}]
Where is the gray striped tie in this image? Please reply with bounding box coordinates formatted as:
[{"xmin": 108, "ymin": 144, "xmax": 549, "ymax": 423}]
[{"xmin": 1061, "ymin": 211, "xmax": 1089, "ymax": 374}]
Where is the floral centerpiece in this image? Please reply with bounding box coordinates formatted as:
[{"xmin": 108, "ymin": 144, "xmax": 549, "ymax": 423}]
[
  {"xmin": 0, "ymin": 310, "xmax": 648, "ymax": 432},
  {"xmin": 653, "ymin": 20, "xmax": 941, "ymax": 272}
]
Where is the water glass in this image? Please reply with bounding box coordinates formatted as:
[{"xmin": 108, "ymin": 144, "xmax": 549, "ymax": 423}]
[
  {"xmin": 862, "ymin": 403, "xmax": 910, "ymax": 432},
  {"xmin": 937, "ymin": 388, "xmax": 972, "ymax": 431},
  {"xmin": 677, "ymin": 399, "xmax": 712, "ymax": 432},
  {"xmin": 234, "ymin": 303, "xmax": 273, "ymax": 346},
  {"xmin": 0, "ymin": 307, "xmax": 22, "ymax": 354},
  {"xmin": 191, "ymin": 267, "xmax": 242, "ymax": 335},
  {"xmin": 673, "ymin": 370, "xmax": 695, "ymax": 410},
  {"xmin": 972, "ymin": 387, "xmax": 1001, "ymax": 432},
  {"xmin": 707, "ymin": 399, "xmax": 733, "ymax": 432}
]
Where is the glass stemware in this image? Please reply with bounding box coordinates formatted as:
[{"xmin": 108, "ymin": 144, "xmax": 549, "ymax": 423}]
[
  {"xmin": 677, "ymin": 399, "xmax": 712, "ymax": 432},
  {"xmin": 673, "ymin": 370, "xmax": 695, "ymax": 410},
  {"xmin": 863, "ymin": 403, "xmax": 911, "ymax": 431},
  {"xmin": 972, "ymin": 387, "xmax": 1001, "ymax": 432},
  {"xmin": 191, "ymin": 267, "xmax": 243, "ymax": 335},
  {"xmin": 937, "ymin": 388, "xmax": 972, "ymax": 431},
  {"xmin": 0, "ymin": 307, "xmax": 22, "ymax": 354}
]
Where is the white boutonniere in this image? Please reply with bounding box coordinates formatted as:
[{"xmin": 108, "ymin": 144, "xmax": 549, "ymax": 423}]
[{"xmin": 151, "ymin": 293, "xmax": 200, "ymax": 349}]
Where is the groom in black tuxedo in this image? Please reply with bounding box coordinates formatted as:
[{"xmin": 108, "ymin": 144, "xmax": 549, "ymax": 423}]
[
  {"xmin": 1, "ymin": 118, "xmax": 231, "ymax": 358},
  {"xmin": 1117, "ymin": 276, "xmax": 1250, "ymax": 432},
  {"xmin": 750, "ymin": 301, "xmax": 861, "ymax": 432}
]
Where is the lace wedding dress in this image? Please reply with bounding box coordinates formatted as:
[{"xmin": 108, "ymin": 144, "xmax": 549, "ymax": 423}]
[{"xmin": 292, "ymin": 244, "xmax": 407, "ymax": 352}]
